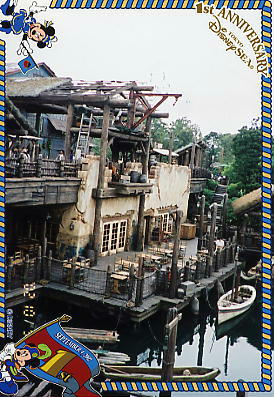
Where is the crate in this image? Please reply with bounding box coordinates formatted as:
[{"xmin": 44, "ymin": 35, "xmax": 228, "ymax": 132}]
[{"xmin": 180, "ymin": 223, "xmax": 196, "ymax": 240}]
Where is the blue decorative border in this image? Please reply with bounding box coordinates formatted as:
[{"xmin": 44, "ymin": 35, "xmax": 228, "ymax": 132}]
[
  {"xmin": 1, "ymin": 0, "xmax": 271, "ymax": 393},
  {"xmin": 0, "ymin": 39, "xmax": 4, "ymax": 339}
]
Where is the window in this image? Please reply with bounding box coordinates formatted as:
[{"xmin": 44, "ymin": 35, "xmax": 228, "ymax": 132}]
[
  {"xmin": 102, "ymin": 220, "xmax": 128, "ymax": 253},
  {"xmin": 119, "ymin": 221, "xmax": 127, "ymax": 248},
  {"xmin": 111, "ymin": 222, "xmax": 119, "ymax": 251},
  {"xmin": 102, "ymin": 224, "xmax": 111, "ymax": 253}
]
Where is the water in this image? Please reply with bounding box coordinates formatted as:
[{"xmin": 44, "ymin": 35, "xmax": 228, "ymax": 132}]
[{"xmin": 2, "ymin": 285, "xmax": 273, "ymax": 397}]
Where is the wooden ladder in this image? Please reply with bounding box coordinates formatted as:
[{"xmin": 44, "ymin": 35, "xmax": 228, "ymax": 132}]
[{"xmin": 75, "ymin": 112, "xmax": 93, "ymax": 156}]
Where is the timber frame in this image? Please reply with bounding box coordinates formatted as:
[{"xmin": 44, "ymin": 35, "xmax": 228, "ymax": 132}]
[{"xmin": 7, "ymin": 77, "xmax": 182, "ymax": 263}]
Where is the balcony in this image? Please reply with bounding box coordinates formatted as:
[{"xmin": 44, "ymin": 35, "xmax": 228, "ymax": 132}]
[{"xmin": 92, "ymin": 182, "xmax": 153, "ymax": 199}]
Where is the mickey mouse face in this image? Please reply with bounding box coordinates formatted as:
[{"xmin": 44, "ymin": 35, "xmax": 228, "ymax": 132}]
[
  {"xmin": 27, "ymin": 23, "xmax": 46, "ymax": 42},
  {"xmin": 14, "ymin": 348, "xmax": 32, "ymax": 367}
]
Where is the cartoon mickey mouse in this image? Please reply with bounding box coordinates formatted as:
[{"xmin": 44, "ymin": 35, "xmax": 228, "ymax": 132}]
[
  {"xmin": 0, "ymin": 342, "xmax": 40, "ymax": 395},
  {"xmin": 0, "ymin": 0, "xmax": 57, "ymax": 55}
]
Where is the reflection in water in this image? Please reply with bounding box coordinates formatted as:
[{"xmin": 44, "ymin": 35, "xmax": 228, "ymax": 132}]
[{"xmin": 1, "ymin": 287, "xmax": 273, "ymax": 396}]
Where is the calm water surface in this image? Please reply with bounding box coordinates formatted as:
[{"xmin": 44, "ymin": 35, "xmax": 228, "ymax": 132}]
[{"xmin": 3, "ymin": 284, "xmax": 273, "ymax": 397}]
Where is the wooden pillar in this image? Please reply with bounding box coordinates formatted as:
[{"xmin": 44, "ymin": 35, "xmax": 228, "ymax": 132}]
[
  {"xmin": 207, "ymin": 203, "xmax": 218, "ymax": 276},
  {"xmin": 7, "ymin": 257, "xmax": 14, "ymax": 292},
  {"xmin": 47, "ymin": 250, "xmax": 52, "ymax": 281},
  {"xmin": 128, "ymin": 264, "xmax": 135, "ymax": 301},
  {"xmin": 169, "ymin": 210, "xmax": 182, "ymax": 299},
  {"xmin": 65, "ymin": 103, "xmax": 74, "ymax": 161},
  {"xmin": 168, "ymin": 130, "xmax": 174, "ymax": 165},
  {"xmin": 184, "ymin": 150, "xmax": 190, "ymax": 166},
  {"xmin": 105, "ymin": 264, "xmax": 112, "ymax": 298},
  {"xmin": 93, "ymin": 104, "xmax": 111, "ymax": 264},
  {"xmin": 127, "ymin": 89, "xmax": 136, "ymax": 128},
  {"xmin": 35, "ymin": 113, "xmax": 41, "ymax": 136},
  {"xmin": 136, "ymin": 118, "xmax": 151, "ymax": 251},
  {"xmin": 208, "ymin": 203, "xmax": 218, "ymax": 256},
  {"xmin": 197, "ymin": 195, "xmax": 205, "ymax": 251},
  {"xmin": 161, "ymin": 308, "xmax": 182, "ymax": 384},
  {"xmin": 222, "ymin": 193, "xmax": 228, "ymax": 238},
  {"xmin": 189, "ymin": 143, "xmax": 196, "ymax": 169},
  {"xmin": 135, "ymin": 257, "xmax": 144, "ymax": 307}
]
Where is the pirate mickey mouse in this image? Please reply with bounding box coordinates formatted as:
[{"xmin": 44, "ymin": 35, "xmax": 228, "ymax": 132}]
[{"xmin": 0, "ymin": 0, "xmax": 57, "ymax": 56}]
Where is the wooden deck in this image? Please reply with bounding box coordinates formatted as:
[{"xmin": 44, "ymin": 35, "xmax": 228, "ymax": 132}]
[{"xmin": 6, "ymin": 262, "xmax": 236, "ymax": 323}]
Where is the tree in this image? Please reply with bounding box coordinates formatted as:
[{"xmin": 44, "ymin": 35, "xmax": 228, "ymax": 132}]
[
  {"xmin": 151, "ymin": 117, "xmax": 199, "ymax": 151},
  {"xmin": 225, "ymin": 126, "xmax": 261, "ymax": 195}
]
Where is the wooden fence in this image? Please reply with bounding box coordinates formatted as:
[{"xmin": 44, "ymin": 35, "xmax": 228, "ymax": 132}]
[{"xmin": 6, "ymin": 158, "xmax": 80, "ymax": 178}]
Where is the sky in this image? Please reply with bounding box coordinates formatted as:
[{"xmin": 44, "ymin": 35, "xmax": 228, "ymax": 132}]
[{"xmin": 3, "ymin": 1, "xmax": 263, "ymax": 136}]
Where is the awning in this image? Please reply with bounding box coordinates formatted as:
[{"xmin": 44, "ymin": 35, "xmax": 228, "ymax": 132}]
[
  {"xmin": 47, "ymin": 115, "xmax": 67, "ymax": 132},
  {"xmin": 152, "ymin": 148, "xmax": 178, "ymax": 157}
]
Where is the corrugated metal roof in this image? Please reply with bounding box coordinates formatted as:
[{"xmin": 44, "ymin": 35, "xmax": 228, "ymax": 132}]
[
  {"xmin": 6, "ymin": 77, "xmax": 71, "ymax": 97},
  {"xmin": 47, "ymin": 115, "xmax": 67, "ymax": 132},
  {"xmin": 152, "ymin": 148, "xmax": 178, "ymax": 157}
]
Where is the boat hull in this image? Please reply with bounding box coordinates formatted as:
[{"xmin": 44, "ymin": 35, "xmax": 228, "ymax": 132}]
[
  {"xmin": 217, "ymin": 285, "xmax": 256, "ymax": 325},
  {"xmin": 102, "ymin": 366, "xmax": 220, "ymax": 381}
]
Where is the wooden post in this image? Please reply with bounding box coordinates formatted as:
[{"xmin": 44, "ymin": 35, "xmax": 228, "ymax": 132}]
[
  {"xmin": 198, "ymin": 195, "xmax": 205, "ymax": 251},
  {"xmin": 36, "ymin": 156, "xmax": 42, "ymax": 177},
  {"xmin": 59, "ymin": 160, "xmax": 65, "ymax": 177},
  {"xmin": 195, "ymin": 260, "xmax": 202, "ymax": 281},
  {"xmin": 234, "ymin": 266, "xmax": 241, "ymax": 300},
  {"xmin": 36, "ymin": 246, "xmax": 42, "ymax": 282},
  {"xmin": 7, "ymin": 257, "xmax": 14, "ymax": 292},
  {"xmin": 18, "ymin": 156, "xmax": 24, "ymax": 178},
  {"xmin": 189, "ymin": 142, "xmax": 196, "ymax": 169},
  {"xmin": 168, "ymin": 129, "xmax": 174, "ymax": 165},
  {"xmin": 35, "ymin": 112, "xmax": 41, "ymax": 136},
  {"xmin": 93, "ymin": 103, "xmax": 111, "ymax": 264},
  {"xmin": 184, "ymin": 261, "xmax": 190, "ymax": 282},
  {"xmin": 215, "ymin": 249, "xmax": 221, "ymax": 271},
  {"xmin": 135, "ymin": 257, "xmax": 144, "ymax": 307},
  {"xmin": 42, "ymin": 236, "xmax": 47, "ymax": 279},
  {"xmin": 161, "ymin": 308, "xmax": 182, "ymax": 383},
  {"xmin": 65, "ymin": 103, "xmax": 74, "ymax": 161},
  {"xmin": 222, "ymin": 193, "xmax": 228, "ymax": 238},
  {"xmin": 105, "ymin": 264, "xmax": 112, "ymax": 298},
  {"xmin": 128, "ymin": 264, "xmax": 135, "ymax": 301},
  {"xmin": 23, "ymin": 254, "xmax": 30, "ymax": 285},
  {"xmin": 69, "ymin": 257, "xmax": 76, "ymax": 289},
  {"xmin": 169, "ymin": 210, "xmax": 182, "ymax": 299},
  {"xmin": 47, "ymin": 250, "xmax": 52, "ymax": 281},
  {"xmin": 207, "ymin": 203, "xmax": 218, "ymax": 277},
  {"xmin": 136, "ymin": 117, "xmax": 151, "ymax": 252}
]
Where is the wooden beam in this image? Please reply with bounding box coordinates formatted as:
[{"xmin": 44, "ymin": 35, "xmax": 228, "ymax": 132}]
[
  {"xmin": 93, "ymin": 103, "xmax": 111, "ymax": 264},
  {"xmin": 169, "ymin": 210, "xmax": 182, "ymax": 299},
  {"xmin": 70, "ymin": 128, "xmax": 149, "ymax": 142},
  {"xmin": 6, "ymin": 96, "xmax": 39, "ymax": 136},
  {"xmin": 64, "ymin": 104, "xmax": 74, "ymax": 161}
]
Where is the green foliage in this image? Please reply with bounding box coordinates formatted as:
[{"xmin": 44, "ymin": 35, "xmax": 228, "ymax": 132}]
[
  {"xmin": 151, "ymin": 117, "xmax": 200, "ymax": 151},
  {"xmin": 203, "ymin": 179, "xmax": 218, "ymax": 208},
  {"xmin": 203, "ymin": 131, "xmax": 235, "ymax": 169},
  {"xmin": 228, "ymin": 126, "xmax": 261, "ymax": 195}
]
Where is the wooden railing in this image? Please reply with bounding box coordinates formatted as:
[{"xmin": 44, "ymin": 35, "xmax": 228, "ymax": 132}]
[
  {"xmin": 6, "ymin": 158, "xmax": 81, "ymax": 178},
  {"xmin": 191, "ymin": 167, "xmax": 212, "ymax": 179}
]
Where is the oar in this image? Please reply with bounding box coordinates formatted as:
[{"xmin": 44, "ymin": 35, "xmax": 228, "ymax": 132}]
[{"xmin": 101, "ymin": 364, "xmax": 127, "ymax": 375}]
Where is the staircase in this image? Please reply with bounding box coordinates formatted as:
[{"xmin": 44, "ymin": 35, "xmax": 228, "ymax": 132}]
[{"xmin": 208, "ymin": 184, "xmax": 228, "ymax": 230}]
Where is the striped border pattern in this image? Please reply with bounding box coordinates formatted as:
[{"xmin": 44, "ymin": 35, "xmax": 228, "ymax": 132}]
[
  {"xmin": 0, "ymin": 39, "xmax": 4, "ymax": 339},
  {"xmin": 0, "ymin": 0, "xmax": 267, "ymax": 393},
  {"xmin": 50, "ymin": 0, "xmax": 268, "ymax": 10},
  {"xmin": 261, "ymin": 0, "xmax": 272, "ymax": 392}
]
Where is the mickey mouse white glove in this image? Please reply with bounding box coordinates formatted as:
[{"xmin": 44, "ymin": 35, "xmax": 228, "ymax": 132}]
[
  {"xmin": 17, "ymin": 40, "xmax": 33, "ymax": 56},
  {"xmin": 0, "ymin": 343, "xmax": 15, "ymax": 362},
  {"xmin": 29, "ymin": 1, "xmax": 47, "ymax": 14}
]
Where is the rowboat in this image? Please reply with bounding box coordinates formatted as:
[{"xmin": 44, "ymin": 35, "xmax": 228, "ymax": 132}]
[
  {"xmin": 101, "ymin": 365, "xmax": 220, "ymax": 381},
  {"xmin": 63, "ymin": 327, "xmax": 119, "ymax": 344},
  {"xmin": 217, "ymin": 285, "xmax": 256, "ymax": 325}
]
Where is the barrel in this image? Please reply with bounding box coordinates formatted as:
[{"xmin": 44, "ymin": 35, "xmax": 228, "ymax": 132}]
[
  {"xmin": 130, "ymin": 171, "xmax": 140, "ymax": 183},
  {"xmin": 139, "ymin": 174, "xmax": 147, "ymax": 183}
]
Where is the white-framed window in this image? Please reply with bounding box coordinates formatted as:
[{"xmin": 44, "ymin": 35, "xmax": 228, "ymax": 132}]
[{"xmin": 102, "ymin": 220, "xmax": 128, "ymax": 253}]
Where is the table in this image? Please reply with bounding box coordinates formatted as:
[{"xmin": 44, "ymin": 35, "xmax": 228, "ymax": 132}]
[{"xmin": 111, "ymin": 272, "xmax": 128, "ymax": 294}]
